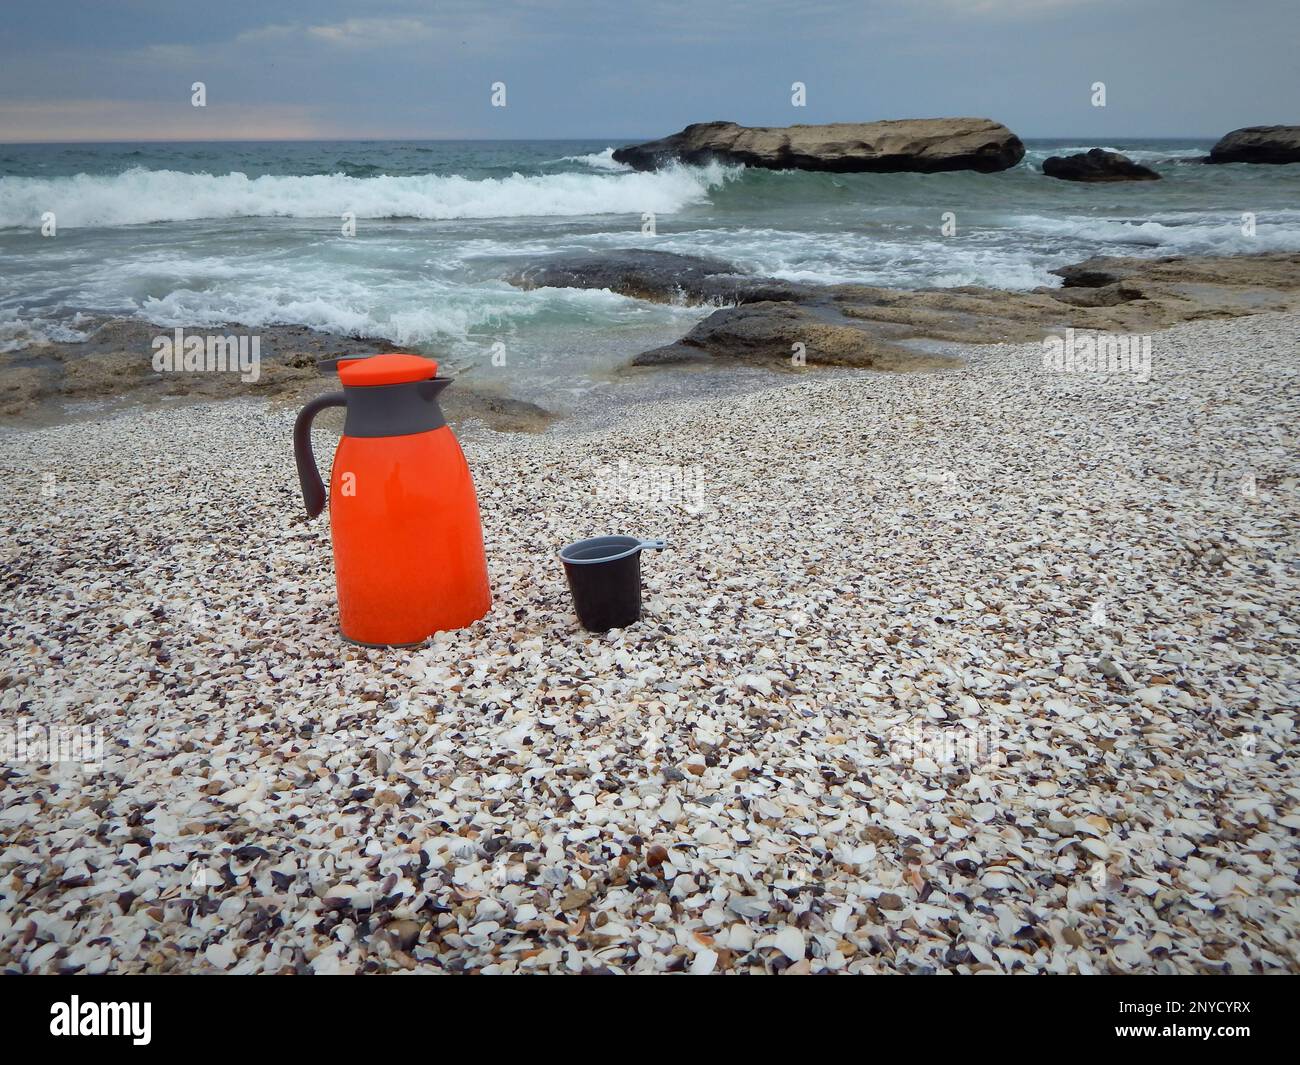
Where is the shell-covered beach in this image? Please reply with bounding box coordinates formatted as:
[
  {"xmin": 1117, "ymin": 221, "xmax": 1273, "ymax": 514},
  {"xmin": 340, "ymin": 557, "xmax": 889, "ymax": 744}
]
[{"xmin": 3, "ymin": 312, "xmax": 1296, "ymax": 974}]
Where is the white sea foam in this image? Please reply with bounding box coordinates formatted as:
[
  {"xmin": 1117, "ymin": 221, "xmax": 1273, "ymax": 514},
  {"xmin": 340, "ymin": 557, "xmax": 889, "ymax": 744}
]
[
  {"xmin": 1108, "ymin": 148, "xmax": 1207, "ymax": 163},
  {"xmin": 134, "ymin": 276, "xmax": 697, "ymax": 349},
  {"xmin": 643, "ymin": 229, "xmax": 1062, "ymax": 290},
  {"xmin": 556, "ymin": 148, "xmax": 632, "ymax": 172},
  {"xmin": 1021, "ymin": 145, "xmax": 1208, "ymax": 168},
  {"xmin": 1013, "ymin": 212, "xmax": 1300, "ymax": 254},
  {"xmin": 0, "ymin": 314, "xmax": 92, "ymax": 353},
  {"xmin": 0, "ymin": 162, "xmax": 735, "ymax": 229}
]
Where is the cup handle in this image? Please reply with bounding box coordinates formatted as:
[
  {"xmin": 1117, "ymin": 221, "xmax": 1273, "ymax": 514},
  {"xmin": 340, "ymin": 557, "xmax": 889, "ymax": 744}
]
[{"xmin": 639, "ymin": 539, "xmax": 668, "ymax": 551}]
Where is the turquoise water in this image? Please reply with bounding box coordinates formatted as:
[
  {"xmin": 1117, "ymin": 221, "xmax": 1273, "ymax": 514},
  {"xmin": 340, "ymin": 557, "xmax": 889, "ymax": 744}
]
[{"xmin": 1, "ymin": 138, "xmax": 1297, "ymax": 391}]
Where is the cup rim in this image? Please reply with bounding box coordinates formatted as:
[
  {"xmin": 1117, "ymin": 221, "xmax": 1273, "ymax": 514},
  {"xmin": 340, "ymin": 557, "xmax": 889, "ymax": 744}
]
[{"xmin": 559, "ymin": 535, "xmax": 644, "ymax": 565}]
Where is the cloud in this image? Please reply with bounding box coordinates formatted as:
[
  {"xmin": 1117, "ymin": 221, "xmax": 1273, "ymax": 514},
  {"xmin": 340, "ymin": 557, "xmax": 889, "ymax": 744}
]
[
  {"xmin": 231, "ymin": 17, "xmax": 437, "ymax": 50},
  {"xmin": 138, "ymin": 43, "xmax": 202, "ymax": 64},
  {"xmin": 233, "ymin": 24, "xmax": 299, "ymax": 46},
  {"xmin": 306, "ymin": 17, "xmax": 435, "ymax": 47},
  {"xmin": 924, "ymin": 0, "xmax": 1096, "ymax": 14}
]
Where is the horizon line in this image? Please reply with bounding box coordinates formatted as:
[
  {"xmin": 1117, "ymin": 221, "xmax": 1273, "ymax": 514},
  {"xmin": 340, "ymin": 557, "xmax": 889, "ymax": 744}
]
[{"xmin": 0, "ymin": 133, "xmax": 1222, "ymax": 147}]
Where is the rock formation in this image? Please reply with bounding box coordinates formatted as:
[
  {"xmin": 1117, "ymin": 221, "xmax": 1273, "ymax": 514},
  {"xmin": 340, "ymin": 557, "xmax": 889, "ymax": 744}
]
[
  {"xmin": 506, "ymin": 248, "xmax": 1300, "ymax": 371},
  {"xmin": 612, "ymin": 118, "xmax": 1025, "ymax": 174},
  {"xmin": 1206, "ymin": 126, "xmax": 1300, "ymax": 165},
  {"xmin": 1042, "ymin": 148, "xmax": 1160, "ymax": 182}
]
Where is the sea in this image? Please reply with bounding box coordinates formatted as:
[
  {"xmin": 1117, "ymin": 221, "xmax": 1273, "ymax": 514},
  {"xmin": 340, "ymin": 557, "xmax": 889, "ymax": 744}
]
[{"xmin": 1, "ymin": 138, "xmax": 1297, "ymax": 400}]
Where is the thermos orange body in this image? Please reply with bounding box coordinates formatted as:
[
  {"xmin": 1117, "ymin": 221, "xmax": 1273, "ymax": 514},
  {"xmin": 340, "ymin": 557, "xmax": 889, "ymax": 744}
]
[{"xmin": 293, "ymin": 353, "xmax": 491, "ymax": 646}]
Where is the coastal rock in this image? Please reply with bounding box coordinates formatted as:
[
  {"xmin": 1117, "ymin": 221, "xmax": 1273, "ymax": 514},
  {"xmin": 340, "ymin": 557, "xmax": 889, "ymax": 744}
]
[
  {"xmin": 612, "ymin": 118, "xmax": 1025, "ymax": 174},
  {"xmin": 1206, "ymin": 125, "xmax": 1300, "ymax": 165},
  {"xmin": 441, "ymin": 388, "xmax": 554, "ymax": 434},
  {"xmin": 0, "ymin": 318, "xmax": 553, "ymax": 433},
  {"xmin": 632, "ymin": 299, "xmax": 960, "ymax": 370},
  {"xmin": 1041, "ymin": 149, "xmax": 1160, "ymax": 182},
  {"xmin": 0, "ymin": 318, "xmax": 402, "ymax": 422},
  {"xmin": 14, "ymin": 255, "xmax": 1300, "ymax": 416},
  {"xmin": 1051, "ymin": 252, "xmax": 1300, "ymax": 298},
  {"xmin": 632, "ymin": 302, "xmax": 857, "ymax": 366},
  {"xmin": 508, "ymin": 249, "xmax": 809, "ymax": 305},
  {"xmin": 509, "ymin": 249, "xmax": 1300, "ymax": 372},
  {"xmin": 630, "ymin": 253, "xmax": 1300, "ymax": 370}
]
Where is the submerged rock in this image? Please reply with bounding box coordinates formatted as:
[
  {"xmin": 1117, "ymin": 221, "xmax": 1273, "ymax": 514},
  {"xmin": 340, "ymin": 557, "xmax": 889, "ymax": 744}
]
[
  {"xmin": 507, "ymin": 248, "xmax": 808, "ymax": 305},
  {"xmin": 1042, "ymin": 148, "xmax": 1160, "ymax": 182},
  {"xmin": 612, "ymin": 118, "xmax": 1025, "ymax": 174},
  {"xmin": 1206, "ymin": 125, "xmax": 1300, "ymax": 165}
]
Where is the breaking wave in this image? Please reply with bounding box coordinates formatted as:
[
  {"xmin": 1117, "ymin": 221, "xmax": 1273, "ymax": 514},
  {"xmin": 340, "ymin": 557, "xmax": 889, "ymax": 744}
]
[
  {"xmin": 554, "ymin": 147, "xmax": 633, "ymax": 171},
  {"xmin": 1013, "ymin": 211, "xmax": 1300, "ymax": 254},
  {"xmin": 0, "ymin": 161, "xmax": 737, "ymax": 229},
  {"xmin": 1020, "ymin": 145, "xmax": 1209, "ymax": 169}
]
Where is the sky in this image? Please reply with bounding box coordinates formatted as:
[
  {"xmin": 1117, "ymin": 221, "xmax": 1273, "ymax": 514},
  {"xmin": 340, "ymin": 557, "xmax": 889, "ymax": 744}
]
[{"xmin": 0, "ymin": 0, "xmax": 1295, "ymax": 142}]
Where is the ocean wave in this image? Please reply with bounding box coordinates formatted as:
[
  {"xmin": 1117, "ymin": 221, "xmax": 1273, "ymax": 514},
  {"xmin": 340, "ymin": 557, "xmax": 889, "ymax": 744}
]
[
  {"xmin": 1020, "ymin": 145, "xmax": 1209, "ymax": 169},
  {"xmin": 554, "ymin": 147, "xmax": 632, "ymax": 172},
  {"xmin": 1107, "ymin": 148, "xmax": 1207, "ymax": 163},
  {"xmin": 1013, "ymin": 212, "xmax": 1300, "ymax": 253},
  {"xmin": 0, "ymin": 314, "xmax": 93, "ymax": 353},
  {"xmin": 0, "ymin": 162, "xmax": 736, "ymax": 228},
  {"xmin": 133, "ymin": 278, "xmax": 700, "ymax": 348}
]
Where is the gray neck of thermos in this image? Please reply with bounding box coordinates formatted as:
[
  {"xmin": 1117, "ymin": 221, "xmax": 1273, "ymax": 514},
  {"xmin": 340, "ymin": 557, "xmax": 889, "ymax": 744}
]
[{"xmin": 342, "ymin": 379, "xmax": 449, "ymax": 437}]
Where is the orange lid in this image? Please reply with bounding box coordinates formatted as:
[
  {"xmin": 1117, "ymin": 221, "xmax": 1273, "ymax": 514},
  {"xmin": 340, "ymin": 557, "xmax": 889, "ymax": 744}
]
[{"xmin": 337, "ymin": 353, "xmax": 438, "ymax": 387}]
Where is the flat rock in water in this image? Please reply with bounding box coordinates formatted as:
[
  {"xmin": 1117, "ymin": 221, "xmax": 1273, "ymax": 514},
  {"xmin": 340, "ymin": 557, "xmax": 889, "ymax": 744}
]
[
  {"xmin": 632, "ymin": 299, "xmax": 950, "ymax": 370},
  {"xmin": 631, "ymin": 252, "xmax": 1300, "ymax": 371},
  {"xmin": 507, "ymin": 248, "xmax": 809, "ymax": 305},
  {"xmin": 1050, "ymin": 252, "xmax": 1300, "ymax": 292},
  {"xmin": 1206, "ymin": 125, "xmax": 1300, "ymax": 165},
  {"xmin": 1042, "ymin": 148, "xmax": 1160, "ymax": 182},
  {"xmin": 612, "ymin": 118, "xmax": 1025, "ymax": 173}
]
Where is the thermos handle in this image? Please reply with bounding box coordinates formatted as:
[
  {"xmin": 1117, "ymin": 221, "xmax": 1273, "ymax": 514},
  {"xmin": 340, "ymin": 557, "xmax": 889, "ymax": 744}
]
[{"xmin": 293, "ymin": 391, "xmax": 347, "ymax": 518}]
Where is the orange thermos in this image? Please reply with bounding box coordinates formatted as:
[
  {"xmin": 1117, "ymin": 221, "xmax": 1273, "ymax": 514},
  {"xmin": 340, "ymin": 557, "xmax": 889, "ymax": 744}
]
[{"xmin": 293, "ymin": 353, "xmax": 491, "ymax": 646}]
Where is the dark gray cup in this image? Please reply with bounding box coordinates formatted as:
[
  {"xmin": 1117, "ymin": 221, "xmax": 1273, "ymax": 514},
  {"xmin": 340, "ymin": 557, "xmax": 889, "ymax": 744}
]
[{"xmin": 559, "ymin": 536, "xmax": 667, "ymax": 632}]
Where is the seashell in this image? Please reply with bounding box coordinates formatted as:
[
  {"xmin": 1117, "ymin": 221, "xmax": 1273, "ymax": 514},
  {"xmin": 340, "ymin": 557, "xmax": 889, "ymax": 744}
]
[{"xmin": 771, "ymin": 926, "xmax": 805, "ymax": 962}]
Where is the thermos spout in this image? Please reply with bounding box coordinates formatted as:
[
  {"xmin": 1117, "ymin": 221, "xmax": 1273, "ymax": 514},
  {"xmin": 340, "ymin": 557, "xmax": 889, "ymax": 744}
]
[{"xmin": 417, "ymin": 377, "xmax": 452, "ymax": 402}]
